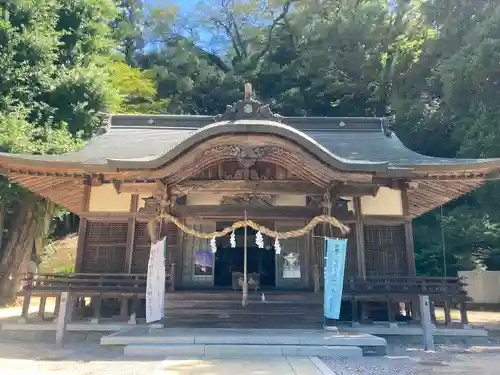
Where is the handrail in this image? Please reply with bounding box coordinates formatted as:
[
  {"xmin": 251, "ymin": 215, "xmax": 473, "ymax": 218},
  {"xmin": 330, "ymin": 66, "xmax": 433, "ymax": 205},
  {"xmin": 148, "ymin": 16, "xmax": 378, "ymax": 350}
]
[{"xmin": 21, "ymin": 271, "xmax": 173, "ymax": 293}]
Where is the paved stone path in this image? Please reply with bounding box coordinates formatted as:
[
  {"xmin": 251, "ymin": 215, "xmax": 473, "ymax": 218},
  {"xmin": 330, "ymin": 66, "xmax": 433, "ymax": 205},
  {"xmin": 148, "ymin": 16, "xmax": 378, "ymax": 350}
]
[
  {"xmin": 1, "ymin": 340, "xmax": 500, "ymax": 375},
  {"xmin": 151, "ymin": 357, "xmax": 323, "ymax": 375}
]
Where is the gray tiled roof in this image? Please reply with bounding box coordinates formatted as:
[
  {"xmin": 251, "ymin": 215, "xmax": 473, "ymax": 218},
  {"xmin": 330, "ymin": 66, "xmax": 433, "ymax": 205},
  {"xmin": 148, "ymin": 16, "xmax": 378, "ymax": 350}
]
[
  {"xmin": 59, "ymin": 114, "xmax": 487, "ymax": 167},
  {"xmin": 0, "ymin": 111, "xmax": 496, "ymax": 173}
]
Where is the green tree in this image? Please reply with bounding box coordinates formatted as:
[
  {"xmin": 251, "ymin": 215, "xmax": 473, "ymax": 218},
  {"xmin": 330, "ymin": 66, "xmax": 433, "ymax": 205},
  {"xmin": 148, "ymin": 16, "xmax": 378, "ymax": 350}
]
[{"xmin": 0, "ymin": 0, "xmax": 118, "ymax": 304}]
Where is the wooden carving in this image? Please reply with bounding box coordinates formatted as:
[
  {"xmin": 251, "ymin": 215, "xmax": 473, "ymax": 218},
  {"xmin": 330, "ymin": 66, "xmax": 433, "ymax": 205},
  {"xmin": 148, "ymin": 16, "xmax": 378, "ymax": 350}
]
[
  {"xmin": 306, "ymin": 196, "xmax": 353, "ymax": 214},
  {"xmin": 213, "ymin": 97, "xmax": 283, "ymax": 123},
  {"xmin": 192, "ymin": 160, "xmax": 300, "ymax": 181},
  {"xmin": 138, "ymin": 196, "xmax": 161, "ymax": 215},
  {"xmin": 220, "ymin": 193, "xmax": 275, "ymax": 206}
]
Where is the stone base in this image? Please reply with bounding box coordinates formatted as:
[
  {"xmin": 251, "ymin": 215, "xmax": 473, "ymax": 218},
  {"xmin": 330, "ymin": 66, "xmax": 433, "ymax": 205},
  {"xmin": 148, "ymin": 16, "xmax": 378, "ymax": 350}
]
[
  {"xmin": 123, "ymin": 343, "xmax": 363, "ymax": 359},
  {"xmin": 102, "ymin": 327, "xmax": 386, "ymax": 358}
]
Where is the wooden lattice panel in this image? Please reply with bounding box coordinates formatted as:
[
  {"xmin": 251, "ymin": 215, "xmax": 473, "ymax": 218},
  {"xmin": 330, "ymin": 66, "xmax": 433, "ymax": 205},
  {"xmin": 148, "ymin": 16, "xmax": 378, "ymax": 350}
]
[
  {"xmin": 313, "ymin": 223, "xmax": 357, "ymax": 281},
  {"xmin": 131, "ymin": 222, "xmax": 160, "ymax": 273},
  {"xmin": 364, "ymin": 224, "xmax": 407, "ymax": 276},
  {"xmin": 81, "ymin": 222, "xmax": 128, "ymax": 273}
]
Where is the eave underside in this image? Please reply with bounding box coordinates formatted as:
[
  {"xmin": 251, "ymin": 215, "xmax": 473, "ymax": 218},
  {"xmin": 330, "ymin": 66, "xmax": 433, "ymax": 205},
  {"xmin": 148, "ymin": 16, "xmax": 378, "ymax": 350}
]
[
  {"xmin": 406, "ymin": 180, "xmax": 483, "ymax": 217},
  {"xmin": 7, "ymin": 173, "xmax": 85, "ymax": 213},
  {"xmin": 4, "ymin": 170, "xmax": 486, "ymax": 219}
]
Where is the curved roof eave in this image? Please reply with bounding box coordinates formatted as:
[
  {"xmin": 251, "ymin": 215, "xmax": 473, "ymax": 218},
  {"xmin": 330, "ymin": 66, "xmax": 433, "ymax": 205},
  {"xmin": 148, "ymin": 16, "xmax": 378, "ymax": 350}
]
[{"xmin": 105, "ymin": 120, "xmax": 391, "ymax": 173}]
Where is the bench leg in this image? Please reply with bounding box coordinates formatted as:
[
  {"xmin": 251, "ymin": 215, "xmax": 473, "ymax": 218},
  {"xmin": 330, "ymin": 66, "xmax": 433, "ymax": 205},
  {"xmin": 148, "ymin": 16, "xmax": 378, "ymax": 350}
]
[
  {"xmin": 460, "ymin": 301, "xmax": 469, "ymax": 327},
  {"xmin": 19, "ymin": 290, "xmax": 32, "ymax": 323},
  {"xmin": 444, "ymin": 301, "xmax": 452, "ymax": 327},
  {"xmin": 120, "ymin": 298, "xmax": 129, "ymax": 321},
  {"xmin": 54, "ymin": 295, "xmax": 61, "ymax": 317},
  {"xmin": 38, "ymin": 297, "xmax": 47, "ymax": 319},
  {"xmin": 91, "ymin": 296, "xmax": 102, "ymax": 323}
]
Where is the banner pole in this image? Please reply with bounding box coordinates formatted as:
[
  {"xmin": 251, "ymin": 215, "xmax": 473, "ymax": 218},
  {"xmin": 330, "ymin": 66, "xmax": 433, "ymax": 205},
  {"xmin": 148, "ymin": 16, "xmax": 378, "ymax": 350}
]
[
  {"xmin": 323, "ymin": 238, "xmax": 327, "ymax": 329},
  {"xmin": 242, "ymin": 210, "xmax": 248, "ymax": 307}
]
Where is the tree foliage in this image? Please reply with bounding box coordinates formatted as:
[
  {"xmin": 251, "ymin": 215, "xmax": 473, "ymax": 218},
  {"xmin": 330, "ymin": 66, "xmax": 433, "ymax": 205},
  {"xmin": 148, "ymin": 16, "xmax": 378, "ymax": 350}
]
[
  {"xmin": 0, "ymin": 0, "xmax": 119, "ymax": 304},
  {"xmin": 2, "ymin": 0, "xmax": 500, "ymax": 285}
]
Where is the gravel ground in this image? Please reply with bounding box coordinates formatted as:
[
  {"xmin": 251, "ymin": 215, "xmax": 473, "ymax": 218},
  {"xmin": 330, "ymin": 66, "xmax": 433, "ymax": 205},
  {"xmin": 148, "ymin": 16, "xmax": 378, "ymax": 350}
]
[
  {"xmin": 325, "ymin": 344, "xmax": 500, "ymax": 375},
  {"xmin": 1, "ymin": 338, "xmax": 500, "ymax": 375}
]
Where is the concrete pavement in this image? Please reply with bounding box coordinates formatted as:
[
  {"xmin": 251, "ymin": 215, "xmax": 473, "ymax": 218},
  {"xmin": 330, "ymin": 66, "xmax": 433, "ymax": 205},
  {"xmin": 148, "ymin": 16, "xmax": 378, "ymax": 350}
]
[{"xmin": 151, "ymin": 357, "xmax": 326, "ymax": 375}]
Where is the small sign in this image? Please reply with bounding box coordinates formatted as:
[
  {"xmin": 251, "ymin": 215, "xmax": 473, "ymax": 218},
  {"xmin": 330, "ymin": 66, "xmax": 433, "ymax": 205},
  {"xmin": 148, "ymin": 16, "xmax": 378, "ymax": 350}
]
[
  {"xmin": 282, "ymin": 252, "xmax": 301, "ymax": 279},
  {"xmin": 324, "ymin": 239, "xmax": 347, "ymax": 320}
]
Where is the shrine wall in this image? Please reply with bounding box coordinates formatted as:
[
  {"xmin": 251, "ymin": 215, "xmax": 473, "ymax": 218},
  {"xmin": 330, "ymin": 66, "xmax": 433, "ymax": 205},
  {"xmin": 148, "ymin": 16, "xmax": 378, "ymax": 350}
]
[
  {"xmin": 360, "ymin": 187, "xmax": 403, "ymax": 216},
  {"xmin": 88, "ymin": 184, "xmax": 131, "ymax": 212}
]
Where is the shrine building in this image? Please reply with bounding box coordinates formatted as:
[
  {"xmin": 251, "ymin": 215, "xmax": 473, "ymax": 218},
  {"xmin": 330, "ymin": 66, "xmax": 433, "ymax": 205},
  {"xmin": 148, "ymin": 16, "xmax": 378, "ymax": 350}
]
[{"xmin": 1, "ymin": 93, "xmax": 499, "ymax": 326}]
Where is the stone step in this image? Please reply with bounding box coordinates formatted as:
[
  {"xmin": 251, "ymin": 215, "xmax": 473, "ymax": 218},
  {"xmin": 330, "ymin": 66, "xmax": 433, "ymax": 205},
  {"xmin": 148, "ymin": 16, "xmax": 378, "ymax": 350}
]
[
  {"xmin": 101, "ymin": 327, "xmax": 387, "ymax": 351},
  {"xmin": 123, "ymin": 343, "xmax": 363, "ymax": 358},
  {"xmin": 166, "ymin": 292, "xmax": 322, "ymax": 303},
  {"xmin": 165, "ymin": 303, "xmax": 322, "ymax": 313}
]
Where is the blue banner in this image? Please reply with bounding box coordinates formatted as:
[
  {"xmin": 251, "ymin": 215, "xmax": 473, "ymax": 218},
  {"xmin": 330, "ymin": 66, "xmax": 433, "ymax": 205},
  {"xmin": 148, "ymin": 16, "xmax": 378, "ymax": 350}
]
[{"xmin": 324, "ymin": 239, "xmax": 348, "ymax": 320}]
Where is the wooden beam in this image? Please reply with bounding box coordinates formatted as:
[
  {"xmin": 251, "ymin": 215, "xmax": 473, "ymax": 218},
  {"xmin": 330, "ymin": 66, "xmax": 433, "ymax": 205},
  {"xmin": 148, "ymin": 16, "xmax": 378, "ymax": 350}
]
[
  {"xmin": 363, "ymin": 215, "xmax": 408, "ymax": 223},
  {"xmin": 170, "ymin": 205, "xmax": 329, "ymax": 220},
  {"xmin": 116, "ymin": 182, "xmax": 157, "ymax": 195},
  {"xmin": 80, "ymin": 212, "xmax": 136, "ymax": 220},
  {"xmin": 331, "ymin": 184, "xmax": 380, "ymax": 198},
  {"xmin": 173, "ymin": 180, "xmax": 325, "ymax": 195}
]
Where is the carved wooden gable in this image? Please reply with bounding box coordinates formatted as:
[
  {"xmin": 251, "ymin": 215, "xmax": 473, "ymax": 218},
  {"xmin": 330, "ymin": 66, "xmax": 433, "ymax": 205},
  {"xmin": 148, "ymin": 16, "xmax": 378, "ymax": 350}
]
[{"xmin": 192, "ymin": 161, "xmax": 302, "ymax": 181}]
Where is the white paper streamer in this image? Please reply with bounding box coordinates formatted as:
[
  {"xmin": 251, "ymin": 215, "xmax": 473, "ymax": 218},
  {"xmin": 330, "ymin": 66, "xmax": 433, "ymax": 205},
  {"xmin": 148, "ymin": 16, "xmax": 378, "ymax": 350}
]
[
  {"xmin": 274, "ymin": 237, "xmax": 281, "ymax": 254},
  {"xmin": 230, "ymin": 230, "xmax": 236, "ymax": 248},
  {"xmin": 255, "ymin": 230, "xmax": 264, "ymax": 248},
  {"xmin": 210, "ymin": 237, "xmax": 217, "ymax": 253}
]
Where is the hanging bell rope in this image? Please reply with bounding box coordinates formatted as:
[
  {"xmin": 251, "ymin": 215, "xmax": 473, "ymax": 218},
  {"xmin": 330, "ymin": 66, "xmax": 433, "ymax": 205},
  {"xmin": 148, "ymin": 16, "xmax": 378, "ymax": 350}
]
[{"xmin": 148, "ymin": 213, "xmax": 349, "ymax": 240}]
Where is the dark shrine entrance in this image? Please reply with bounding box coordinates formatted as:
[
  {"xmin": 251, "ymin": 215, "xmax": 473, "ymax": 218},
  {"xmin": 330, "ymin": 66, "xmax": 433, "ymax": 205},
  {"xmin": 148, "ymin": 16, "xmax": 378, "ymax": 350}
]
[{"xmin": 213, "ymin": 224, "xmax": 276, "ymax": 289}]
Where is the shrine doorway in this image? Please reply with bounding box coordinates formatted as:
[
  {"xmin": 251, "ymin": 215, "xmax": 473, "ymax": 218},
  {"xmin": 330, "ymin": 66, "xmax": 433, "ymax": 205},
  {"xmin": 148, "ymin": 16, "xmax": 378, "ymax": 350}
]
[{"xmin": 213, "ymin": 225, "xmax": 276, "ymax": 289}]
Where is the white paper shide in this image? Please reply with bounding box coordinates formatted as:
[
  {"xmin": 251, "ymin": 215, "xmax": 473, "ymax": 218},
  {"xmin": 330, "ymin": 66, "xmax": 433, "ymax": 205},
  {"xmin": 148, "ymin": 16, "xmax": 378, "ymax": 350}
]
[{"xmin": 146, "ymin": 237, "xmax": 166, "ymax": 323}]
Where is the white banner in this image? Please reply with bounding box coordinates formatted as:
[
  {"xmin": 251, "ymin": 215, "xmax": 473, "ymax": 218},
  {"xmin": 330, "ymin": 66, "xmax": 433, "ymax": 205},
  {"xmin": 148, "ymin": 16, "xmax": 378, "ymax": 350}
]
[{"xmin": 146, "ymin": 237, "xmax": 166, "ymax": 323}]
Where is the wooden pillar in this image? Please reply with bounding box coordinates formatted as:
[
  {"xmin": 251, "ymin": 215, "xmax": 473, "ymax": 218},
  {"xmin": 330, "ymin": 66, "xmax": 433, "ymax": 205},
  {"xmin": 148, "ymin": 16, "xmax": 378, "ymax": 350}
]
[
  {"xmin": 353, "ymin": 197, "xmax": 368, "ymax": 321},
  {"xmin": 75, "ymin": 183, "xmax": 91, "ymax": 272},
  {"xmin": 125, "ymin": 195, "xmax": 139, "ymax": 273},
  {"xmin": 387, "ymin": 299, "xmax": 396, "ymax": 323},
  {"xmin": 402, "ymin": 187, "xmax": 416, "ymax": 276},
  {"xmin": 351, "ymin": 299, "xmax": 359, "ymax": 325},
  {"xmin": 353, "ymin": 197, "xmax": 366, "ymax": 277},
  {"xmin": 56, "ymin": 292, "xmax": 73, "ymax": 347},
  {"xmin": 121, "ymin": 195, "xmax": 138, "ymax": 319},
  {"xmin": 430, "ymin": 300, "xmax": 437, "ymax": 324}
]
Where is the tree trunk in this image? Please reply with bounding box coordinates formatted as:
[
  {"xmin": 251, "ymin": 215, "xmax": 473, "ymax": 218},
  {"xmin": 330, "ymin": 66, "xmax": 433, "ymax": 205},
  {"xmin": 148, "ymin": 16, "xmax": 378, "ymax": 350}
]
[
  {"xmin": 0, "ymin": 202, "xmax": 5, "ymax": 251},
  {"xmin": 0, "ymin": 198, "xmax": 39, "ymax": 306}
]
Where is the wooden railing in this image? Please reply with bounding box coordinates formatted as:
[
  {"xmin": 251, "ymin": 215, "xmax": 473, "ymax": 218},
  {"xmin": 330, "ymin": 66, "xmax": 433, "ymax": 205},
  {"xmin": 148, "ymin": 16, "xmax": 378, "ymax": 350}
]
[
  {"xmin": 18, "ymin": 267, "xmax": 175, "ymax": 321},
  {"xmin": 342, "ymin": 276, "xmax": 468, "ymax": 300},
  {"xmin": 21, "ymin": 272, "xmax": 172, "ymax": 296}
]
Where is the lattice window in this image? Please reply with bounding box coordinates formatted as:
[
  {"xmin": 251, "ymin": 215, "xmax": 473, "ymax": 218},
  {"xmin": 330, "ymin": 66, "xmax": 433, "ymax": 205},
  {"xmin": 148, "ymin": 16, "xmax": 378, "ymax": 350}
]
[
  {"xmin": 81, "ymin": 222, "xmax": 128, "ymax": 273},
  {"xmin": 313, "ymin": 223, "xmax": 357, "ymax": 282},
  {"xmin": 131, "ymin": 222, "xmax": 160, "ymax": 273},
  {"xmin": 364, "ymin": 224, "xmax": 407, "ymax": 276}
]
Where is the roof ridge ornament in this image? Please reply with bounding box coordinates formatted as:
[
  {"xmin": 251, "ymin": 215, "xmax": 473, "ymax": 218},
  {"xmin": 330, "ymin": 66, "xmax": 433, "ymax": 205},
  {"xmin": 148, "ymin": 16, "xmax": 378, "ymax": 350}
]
[
  {"xmin": 96, "ymin": 112, "xmax": 112, "ymax": 135},
  {"xmin": 213, "ymin": 83, "xmax": 283, "ymax": 123},
  {"xmin": 382, "ymin": 116, "xmax": 394, "ymax": 137}
]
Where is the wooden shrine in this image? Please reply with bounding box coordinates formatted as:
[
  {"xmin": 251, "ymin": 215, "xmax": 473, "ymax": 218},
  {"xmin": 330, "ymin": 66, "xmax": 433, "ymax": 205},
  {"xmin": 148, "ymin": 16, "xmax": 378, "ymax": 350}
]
[{"xmin": 1, "ymin": 89, "xmax": 499, "ymax": 326}]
